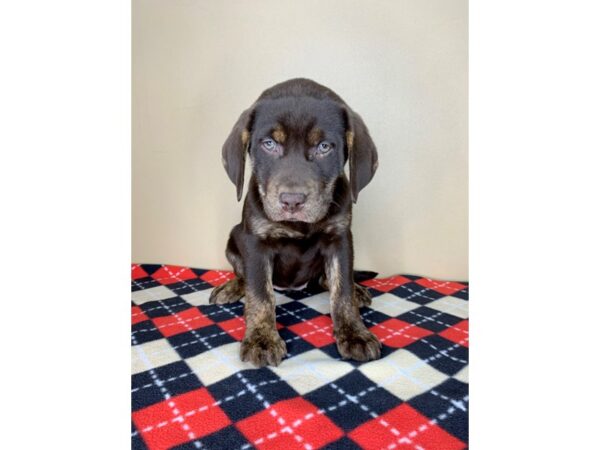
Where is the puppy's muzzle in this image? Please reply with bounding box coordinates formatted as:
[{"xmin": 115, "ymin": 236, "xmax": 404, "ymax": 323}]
[{"xmin": 279, "ymin": 192, "xmax": 307, "ymax": 214}]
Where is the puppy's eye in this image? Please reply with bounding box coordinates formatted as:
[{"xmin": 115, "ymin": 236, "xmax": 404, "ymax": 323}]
[
  {"xmin": 317, "ymin": 141, "xmax": 333, "ymax": 155},
  {"xmin": 261, "ymin": 139, "xmax": 277, "ymax": 152}
]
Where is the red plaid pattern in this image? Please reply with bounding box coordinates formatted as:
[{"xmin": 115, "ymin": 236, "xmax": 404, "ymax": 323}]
[
  {"xmin": 132, "ymin": 305, "xmax": 150, "ymax": 325},
  {"xmin": 152, "ymin": 307, "xmax": 214, "ymax": 338},
  {"xmin": 349, "ymin": 403, "xmax": 465, "ymax": 449},
  {"xmin": 439, "ymin": 319, "xmax": 469, "ymax": 347},
  {"xmin": 151, "ymin": 265, "xmax": 198, "ymax": 285},
  {"xmin": 415, "ymin": 278, "xmax": 466, "ymax": 296},
  {"xmin": 132, "ymin": 264, "xmax": 469, "ymax": 449},
  {"xmin": 236, "ymin": 397, "xmax": 344, "ymax": 449},
  {"xmin": 360, "ymin": 275, "xmax": 412, "ymax": 292},
  {"xmin": 370, "ymin": 318, "xmax": 434, "ymax": 348},
  {"xmin": 217, "ymin": 316, "xmax": 246, "ymax": 341},
  {"xmin": 132, "ymin": 388, "xmax": 231, "ymax": 450},
  {"xmin": 200, "ymin": 270, "xmax": 236, "ymax": 286},
  {"xmin": 288, "ymin": 315, "xmax": 336, "ymax": 347}
]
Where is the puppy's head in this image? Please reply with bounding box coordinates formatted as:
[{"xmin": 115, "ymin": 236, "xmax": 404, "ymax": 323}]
[{"xmin": 221, "ymin": 80, "xmax": 378, "ymax": 223}]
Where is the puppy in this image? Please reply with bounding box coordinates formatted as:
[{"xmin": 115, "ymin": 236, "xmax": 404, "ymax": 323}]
[{"xmin": 209, "ymin": 78, "xmax": 380, "ymax": 366}]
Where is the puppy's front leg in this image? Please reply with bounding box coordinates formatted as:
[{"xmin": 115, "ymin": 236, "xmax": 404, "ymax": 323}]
[
  {"xmin": 326, "ymin": 234, "xmax": 381, "ymax": 362},
  {"xmin": 240, "ymin": 250, "xmax": 286, "ymax": 367}
]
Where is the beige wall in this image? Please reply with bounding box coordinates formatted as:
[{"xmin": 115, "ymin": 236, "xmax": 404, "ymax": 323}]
[{"xmin": 132, "ymin": 0, "xmax": 468, "ymax": 280}]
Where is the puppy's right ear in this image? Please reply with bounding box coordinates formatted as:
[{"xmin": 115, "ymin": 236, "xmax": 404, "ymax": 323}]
[{"xmin": 222, "ymin": 106, "xmax": 255, "ymax": 201}]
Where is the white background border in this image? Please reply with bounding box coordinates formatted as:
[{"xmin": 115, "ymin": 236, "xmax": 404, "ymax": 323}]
[{"xmin": 1, "ymin": 1, "xmax": 599, "ymax": 448}]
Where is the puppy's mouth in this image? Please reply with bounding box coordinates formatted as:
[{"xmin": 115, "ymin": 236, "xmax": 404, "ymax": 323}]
[
  {"xmin": 263, "ymin": 200, "xmax": 324, "ymax": 223},
  {"xmin": 259, "ymin": 182, "xmax": 332, "ymax": 224},
  {"xmin": 277, "ymin": 210, "xmax": 308, "ymax": 222}
]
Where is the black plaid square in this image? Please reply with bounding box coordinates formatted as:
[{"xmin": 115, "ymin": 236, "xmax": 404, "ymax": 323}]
[
  {"xmin": 304, "ymin": 371, "xmax": 402, "ymax": 431},
  {"xmin": 390, "ymin": 281, "xmax": 446, "ymax": 305},
  {"xmin": 139, "ymin": 264, "xmax": 163, "ymax": 276},
  {"xmin": 132, "ymin": 320, "xmax": 163, "ymax": 345},
  {"xmin": 132, "ymin": 361, "xmax": 203, "ymax": 411},
  {"xmin": 198, "ymin": 303, "xmax": 244, "ymax": 323},
  {"xmin": 408, "ymin": 378, "xmax": 469, "ymax": 444},
  {"xmin": 189, "ymin": 267, "xmax": 208, "ymax": 277},
  {"xmin": 207, "ymin": 369, "xmax": 298, "ymax": 422},
  {"xmin": 131, "ymin": 276, "xmax": 160, "ymax": 292},
  {"xmin": 362, "ymin": 308, "xmax": 394, "ymax": 326},
  {"xmin": 167, "ymin": 325, "xmax": 236, "ymax": 359},
  {"xmin": 404, "ymin": 334, "xmax": 469, "ymax": 376},
  {"xmin": 398, "ymin": 305, "xmax": 464, "ymax": 332},
  {"xmin": 139, "ymin": 298, "xmax": 193, "ymax": 319},
  {"xmin": 318, "ymin": 342, "xmax": 345, "ymax": 361},
  {"xmin": 322, "ymin": 436, "xmax": 364, "ymax": 449},
  {"xmin": 275, "ymin": 301, "xmax": 322, "ymax": 326},
  {"xmin": 164, "ymin": 278, "xmax": 213, "ymax": 295}
]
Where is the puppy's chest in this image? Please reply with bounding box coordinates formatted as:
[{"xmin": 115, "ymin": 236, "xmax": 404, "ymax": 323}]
[
  {"xmin": 271, "ymin": 237, "xmax": 325, "ymax": 286},
  {"xmin": 271, "ymin": 234, "xmax": 323, "ymax": 260}
]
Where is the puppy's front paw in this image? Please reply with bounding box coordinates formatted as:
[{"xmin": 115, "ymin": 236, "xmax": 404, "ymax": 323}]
[
  {"xmin": 240, "ymin": 330, "xmax": 287, "ymax": 367},
  {"xmin": 209, "ymin": 278, "xmax": 244, "ymax": 305},
  {"xmin": 336, "ymin": 328, "xmax": 382, "ymax": 362},
  {"xmin": 354, "ymin": 283, "xmax": 372, "ymax": 307}
]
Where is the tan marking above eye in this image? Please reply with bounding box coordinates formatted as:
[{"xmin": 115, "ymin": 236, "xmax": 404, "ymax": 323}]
[
  {"xmin": 308, "ymin": 128, "xmax": 324, "ymax": 146},
  {"xmin": 272, "ymin": 125, "xmax": 286, "ymax": 144}
]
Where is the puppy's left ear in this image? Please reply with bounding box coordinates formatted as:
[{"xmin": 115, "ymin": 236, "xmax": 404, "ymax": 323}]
[
  {"xmin": 345, "ymin": 108, "xmax": 379, "ymax": 203},
  {"xmin": 222, "ymin": 106, "xmax": 255, "ymax": 201}
]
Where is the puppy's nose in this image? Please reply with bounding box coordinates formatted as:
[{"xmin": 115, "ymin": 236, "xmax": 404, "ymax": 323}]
[{"xmin": 279, "ymin": 192, "xmax": 307, "ymax": 213}]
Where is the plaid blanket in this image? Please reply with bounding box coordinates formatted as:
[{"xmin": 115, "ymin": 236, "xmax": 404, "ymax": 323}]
[{"xmin": 131, "ymin": 264, "xmax": 469, "ymax": 450}]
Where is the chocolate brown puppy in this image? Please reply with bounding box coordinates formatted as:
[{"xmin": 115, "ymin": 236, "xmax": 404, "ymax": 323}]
[{"xmin": 210, "ymin": 78, "xmax": 381, "ymax": 366}]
